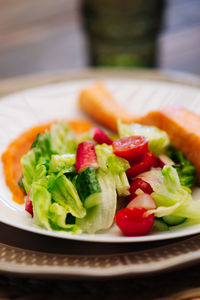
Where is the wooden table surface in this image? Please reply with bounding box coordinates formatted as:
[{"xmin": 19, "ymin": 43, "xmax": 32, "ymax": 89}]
[
  {"xmin": 0, "ymin": 0, "xmax": 200, "ymax": 78},
  {"xmin": 0, "ymin": 1, "xmax": 200, "ymax": 299}
]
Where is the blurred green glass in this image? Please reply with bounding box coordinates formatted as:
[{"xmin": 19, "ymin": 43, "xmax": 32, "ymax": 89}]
[{"xmin": 81, "ymin": 0, "xmax": 164, "ymax": 67}]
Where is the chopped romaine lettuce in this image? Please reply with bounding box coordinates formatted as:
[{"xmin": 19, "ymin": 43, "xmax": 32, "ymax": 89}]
[
  {"xmin": 21, "ymin": 150, "xmax": 49, "ymax": 193},
  {"xmin": 151, "ymin": 166, "xmax": 200, "ymax": 221},
  {"xmin": 95, "ymin": 144, "xmax": 130, "ymax": 196},
  {"xmin": 151, "ymin": 166, "xmax": 191, "ymax": 212},
  {"xmin": 113, "ymin": 172, "xmax": 130, "ymax": 196},
  {"xmin": 49, "ymin": 154, "xmax": 75, "ymax": 174},
  {"xmin": 30, "ymin": 185, "xmax": 51, "ymax": 230},
  {"xmin": 48, "ymin": 203, "xmax": 81, "ymax": 233},
  {"xmin": 95, "ymin": 144, "xmax": 113, "ymax": 170},
  {"xmin": 168, "ymin": 145, "xmax": 196, "ymax": 188},
  {"xmin": 117, "ymin": 120, "xmax": 170, "ymax": 156},
  {"xmin": 21, "ymin": 149, "xmax": 37, "ymax": 193},
  {"xmin": 31, "ymin": 132, "xmax": 51, "ymax": 157},
  {"xmin": 21, "ymin": 123, "xmax": 77, "ymax": 192},
  {"xmin": 50, "ymin": 122, "xmax": 77, "ymax": 154},
  {"xmin": 51, "ymin": 175, "xmax": 86, "ymax": 218},
  {"xmin": 106, "ymin": 155, "xmax": 130, "ymax": 174}
]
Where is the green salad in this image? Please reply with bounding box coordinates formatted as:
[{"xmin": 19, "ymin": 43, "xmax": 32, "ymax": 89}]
[{"xmin": 20, "ymin": 121, "xmax": 198, "ymax": 236}]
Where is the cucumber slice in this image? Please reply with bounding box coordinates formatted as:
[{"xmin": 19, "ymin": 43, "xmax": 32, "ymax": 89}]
[
  {"xmin": 162, "ymin": 215, "xmax": 186, "ymax": 226},
  {"xmin": 84, "ymin": 193, "xmax": 102, "ymax": 209},
  {"xmin": 152, "ymin": 218, "xmax": 169, "ymax": 232},
  {"xmin": 75, "ymin": 167, "xmax": 101, "ymax": 208},
  {"xmin": 76, "ymin": 169, "xmax": 117, "ymax": 234}
]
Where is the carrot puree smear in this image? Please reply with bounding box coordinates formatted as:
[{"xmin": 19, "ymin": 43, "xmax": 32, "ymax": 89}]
[{"xmin": 1, "ymin": 120, "xmax": 93, "ymax": 204}]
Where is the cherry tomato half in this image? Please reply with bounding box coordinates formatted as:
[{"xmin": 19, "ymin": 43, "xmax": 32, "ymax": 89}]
[
  {"xmin": 130, "ymin": 178, "xmax": 153, "ymax": 198},
  {"xmin": 126, "ymin": 150, "xmax": 157, "ymax": 178},
  {"xmin": 115, "ymin": 207, "xmax": 154, "ymax": 236},
  {"xmin": 112, "ymin": 136, "xmax": 148, "ymax": 163}
]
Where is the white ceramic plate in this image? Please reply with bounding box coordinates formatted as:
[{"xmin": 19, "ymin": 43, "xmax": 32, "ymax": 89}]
[{"xmin": 1, "ymin": 78, "xmax": 200, "ymax": 243}]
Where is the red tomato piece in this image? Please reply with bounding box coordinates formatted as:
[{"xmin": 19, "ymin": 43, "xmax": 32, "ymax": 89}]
[
  {"xmin": 112, "ymin": 136, "xmax": 148, "ymax": 163},
  {"xmin": 126, "ymin": 150, "xmax": 157, "ymax": 178},
  {"xmin": 151, "ymin": 151, "xmax": 158, "ymax": 168},
  {"xmin": 127, "ymin": 194, "xmax": 156, "ymax": 210},
  {"xmin": 115, "ymin": 207, "xmax": 154, "ymax": 236},
  {"xmin": 130, "ymin": 178, "xmax": 153, "ymax": 198}
]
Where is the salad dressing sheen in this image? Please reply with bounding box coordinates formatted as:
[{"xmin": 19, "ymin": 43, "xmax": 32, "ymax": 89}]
[{"xmin": 1, "ymin": 120, "xmax": 92, "ymax": 204}]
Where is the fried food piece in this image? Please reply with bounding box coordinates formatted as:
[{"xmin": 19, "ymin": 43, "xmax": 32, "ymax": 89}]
[
  {"xmin": 78, "ymin": 83, "xmax": 133, "ymax": 131},
  {"xmin": 136, "ymin": 106, "xmax": 200, "ymax": 184}
]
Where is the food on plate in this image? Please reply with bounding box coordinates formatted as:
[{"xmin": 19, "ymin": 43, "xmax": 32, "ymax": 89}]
[
  {"xmin": 2, "ymin": 118, "xmax": 198, "ymax": 237},
  {"xmin": 1, "ymin": 82, "xmax": 199, "ymax": 237}
]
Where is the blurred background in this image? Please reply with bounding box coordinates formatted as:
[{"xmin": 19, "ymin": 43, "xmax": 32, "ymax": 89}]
[{"xmin": 0, "ymin": 0, "xmax": 200, "ymax": 79}]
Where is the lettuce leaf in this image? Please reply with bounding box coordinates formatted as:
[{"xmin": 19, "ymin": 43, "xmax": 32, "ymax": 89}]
[
  {"xmin": 168, "ymin": 145, "xmax": 196, "ymax": 188},
  {"xmin": 51, "ymin": 175, "xmax": 86, "ymax": 218},
  {"xmin": 30, "ymin": 132, "xmax": 51, "ymax": 158},
  {"xmin": 49, "ymin": 154, "xmax": 75, "ymax": 174},
  {"xmin": 95, "ymin": 144, "xmax": 113, "ymax": 170},
  {"xmin": 151, "ymin": 166, "xmax": 200, "ymax": 220},
  {"xmin": 21, "ymin": 150, "xmax": 49, "ymax": 193},
  {"xmin": 117, "ymin": 120, "xmax": 170, "ymax": 156},
  {"xmin": 21, "ymin": 123, "xmax": 77, "ymax": 192},
  {"xmin": 95, "ymin": 144, "xmax": 130, "ymax": 196},
  {"xmin": 106, "ymin": 155, "xmax": 130, "ymax": 174},
  {"xmin": 50, "ymin": 122, "xmax": 76, "ymax": 154},
  {"xmin": 30, "ymin": 184, "xmax": 82, "ymax": 233},
  {"xmin": 48, "ymin": 202, "xmax": 81, "ymax": 233},
  {"xmin": 30, "ymin": 185, "xmax": 52, "ymax": 230}
]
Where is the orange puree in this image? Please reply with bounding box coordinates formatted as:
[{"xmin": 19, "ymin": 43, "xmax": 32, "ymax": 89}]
[{"xmin": 1, "ymin": 120, "xmax": 93, "ymax": 204}]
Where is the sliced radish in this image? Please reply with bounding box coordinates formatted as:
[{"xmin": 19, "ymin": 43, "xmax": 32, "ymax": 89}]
[
  {"xmin": 25, "ymin": 190, "xmax": 33, "ymax": 217},
  {"xmin": 127, "ymin": 193, "xmax": 156, "ymax": 210},
  {"xmin": 137, "ymin": 169, "xmax": 162, "ymax": 192},
  {"xmin": 130, "ymin": 178, "xmax": 153, "ymax": 198},
  {"xmin": 76, "ymin": 141, "xmax": 98, "ymax": 173},
  {"xmin": 93, "ymin": 127, "xmax": 113, "ymax": 145},
  {"xmin": 157, "ymin": 154, "xmax": 175, "ymax": 168}
]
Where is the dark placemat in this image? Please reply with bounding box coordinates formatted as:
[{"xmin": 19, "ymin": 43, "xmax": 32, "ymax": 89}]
[{"xmin": 1, "ymin": 265, "xmax": 200, "ymax": 300}]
